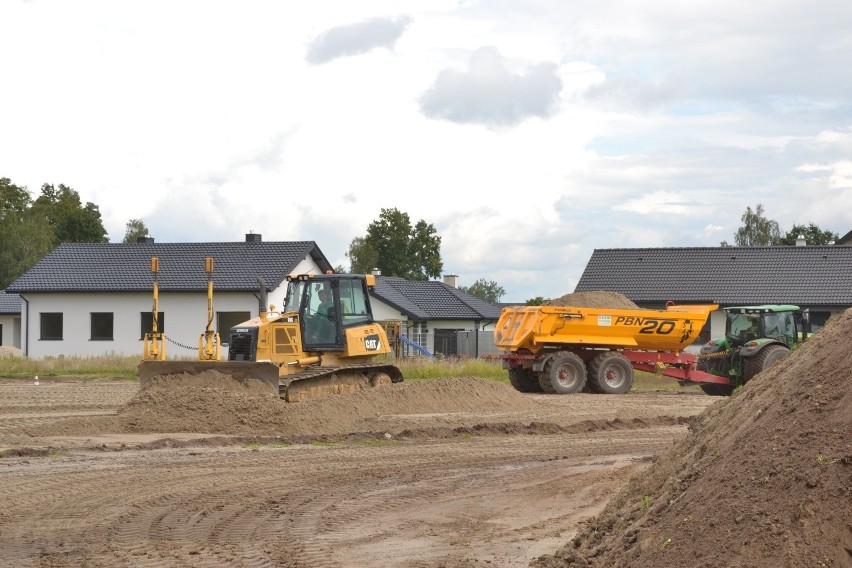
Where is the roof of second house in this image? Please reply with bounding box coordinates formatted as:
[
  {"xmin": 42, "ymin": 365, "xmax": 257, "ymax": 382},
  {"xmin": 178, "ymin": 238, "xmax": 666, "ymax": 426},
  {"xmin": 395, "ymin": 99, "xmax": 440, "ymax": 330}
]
[
  {"xmin": 6, "ymin": 239, "xmax": 333, "ymax": 294},
  {"xmin": 575, "ymin": 246, "xmax": 852, "ymax": 307},
  {"xmin": 372, "ymin": 277, "xmax": 502, "ymax": 320},
  {"xmin": 0, "ymin": 291, "xmax": 21, "ymax": 314}
]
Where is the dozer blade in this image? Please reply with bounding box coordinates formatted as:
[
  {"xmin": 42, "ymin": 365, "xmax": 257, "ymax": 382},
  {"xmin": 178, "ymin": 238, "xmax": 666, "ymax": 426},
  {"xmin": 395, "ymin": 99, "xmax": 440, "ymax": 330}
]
[{"xmin": 138, "ymin": 360, "xmax": 281, "ymax": 391}]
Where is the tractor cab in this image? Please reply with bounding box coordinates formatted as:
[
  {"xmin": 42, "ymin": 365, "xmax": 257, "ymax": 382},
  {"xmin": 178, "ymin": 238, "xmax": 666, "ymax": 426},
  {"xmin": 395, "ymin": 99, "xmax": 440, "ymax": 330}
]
[{"xmin": 724, "ymin": 305, "xmax": 809, "ymax": 348}]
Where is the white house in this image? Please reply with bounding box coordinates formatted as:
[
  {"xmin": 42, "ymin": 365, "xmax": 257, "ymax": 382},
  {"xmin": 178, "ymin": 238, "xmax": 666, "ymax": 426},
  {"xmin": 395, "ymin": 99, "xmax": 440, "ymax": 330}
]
[
  {"xmin": 370, "ymin": 274, "xmax": 503, "ymax": 358},
  {"xmin": 6, "ymin": 234, "xmax": 333, "ymax": 359}
]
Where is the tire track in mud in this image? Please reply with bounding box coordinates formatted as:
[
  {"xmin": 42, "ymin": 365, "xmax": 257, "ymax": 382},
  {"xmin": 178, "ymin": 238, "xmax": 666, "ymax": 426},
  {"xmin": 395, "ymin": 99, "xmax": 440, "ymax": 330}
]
[{"xmin": 0, "ymin": 427, "xmax": 687, "ymax": 567}]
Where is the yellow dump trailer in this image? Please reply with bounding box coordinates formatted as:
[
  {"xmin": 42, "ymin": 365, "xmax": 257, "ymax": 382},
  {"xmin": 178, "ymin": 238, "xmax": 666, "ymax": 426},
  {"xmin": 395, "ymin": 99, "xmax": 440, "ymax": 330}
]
[{"xmin": 493, "ymin": 303, "xmax": 723, "ymax": 395}]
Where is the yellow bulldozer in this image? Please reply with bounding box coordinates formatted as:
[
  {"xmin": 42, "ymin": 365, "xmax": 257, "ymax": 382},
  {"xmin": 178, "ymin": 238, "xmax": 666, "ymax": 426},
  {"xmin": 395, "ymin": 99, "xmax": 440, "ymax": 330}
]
[{"xmin": 139, "ymin": 258, "xmax": 403, "ymax": 402}]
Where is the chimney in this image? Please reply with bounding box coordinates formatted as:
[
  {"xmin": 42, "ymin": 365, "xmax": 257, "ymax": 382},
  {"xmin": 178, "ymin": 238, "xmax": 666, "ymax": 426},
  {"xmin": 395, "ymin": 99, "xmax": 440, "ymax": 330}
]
[
  {"xmin": 443, "ymin": 274, "xmax": 459, "ymax": 288},
  {"xmin": 136, "ymin": 236, "xmax": 155, "ymax": 244},
  {"xmin": 245, "ymin": 233, "xmax": 262, "ymax": 243},
  {"xmin": 796, "ymin": 234, "xmax": 806, "ymax": 247}
]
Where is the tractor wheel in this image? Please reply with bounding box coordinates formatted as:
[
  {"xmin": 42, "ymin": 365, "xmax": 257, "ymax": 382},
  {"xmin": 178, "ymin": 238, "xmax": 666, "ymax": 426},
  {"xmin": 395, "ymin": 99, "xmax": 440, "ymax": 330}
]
[
  {"xmin": 508, "ymin": 368, "xmax": 543, "ymax": 393},
  {"xmin": 699, "ymin": 383, "xmax": 735, "ymax": 396},
  {"xmin": 587, "ymin": 351, "xmax": 634, "ymax": 394},
  {"xmin": 539, "ymin": 353, "xmax": 587, "ymax": 394},
  {"xmin": 743, "ymin": 344, "xmax": 790, "ymax": 383}
]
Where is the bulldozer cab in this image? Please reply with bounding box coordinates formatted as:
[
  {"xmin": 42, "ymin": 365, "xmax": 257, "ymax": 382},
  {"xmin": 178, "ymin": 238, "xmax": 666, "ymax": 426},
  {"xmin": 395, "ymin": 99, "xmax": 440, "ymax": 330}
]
[{"xmin": 286, "ymin": 274, "xmax": 376, "ymax": 352}]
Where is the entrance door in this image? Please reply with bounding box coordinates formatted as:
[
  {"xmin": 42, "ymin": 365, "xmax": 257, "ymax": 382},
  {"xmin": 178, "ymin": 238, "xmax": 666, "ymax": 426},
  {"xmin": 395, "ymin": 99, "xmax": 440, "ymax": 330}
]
[{"xmin": 433, "ymin": 329, "xmax": 463, "ymax": 356}]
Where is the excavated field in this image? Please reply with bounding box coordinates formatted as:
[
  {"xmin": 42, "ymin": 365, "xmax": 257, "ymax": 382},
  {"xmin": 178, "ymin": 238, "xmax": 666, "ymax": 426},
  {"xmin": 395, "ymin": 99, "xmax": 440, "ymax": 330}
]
[
  {"xmin": 0, "ymin": 372, "xmax": 714, "ymax": 567},
  {"xmin": 0, "ymin": 304, "xmax": 848, "ymax": 567}
]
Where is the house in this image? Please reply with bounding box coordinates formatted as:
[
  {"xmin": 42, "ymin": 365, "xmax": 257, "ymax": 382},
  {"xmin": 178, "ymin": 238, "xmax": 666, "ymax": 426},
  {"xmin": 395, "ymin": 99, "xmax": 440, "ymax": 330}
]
[
  {"xmin": 0, "ymin": 291, "xmax": 21, "ymax": 350},
  {"xmin": 370, "ymin": 274, "xmax": 503, "ymax": 358},
  {"xmin": 574, "ymin": 245, "xmax": 852, "ymax": 343},
  {"xmin": 6, "ymin": 234, "xmax": 333, "ymax": 359}
]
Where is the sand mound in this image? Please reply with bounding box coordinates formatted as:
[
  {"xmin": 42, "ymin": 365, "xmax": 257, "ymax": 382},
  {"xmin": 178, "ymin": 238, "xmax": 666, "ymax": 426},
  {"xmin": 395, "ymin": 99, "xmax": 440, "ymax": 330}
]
[
  {"xmin": 533, "ymin": 308, "xmax": 852, "ymax": 568},
  {"xmin": 0, "ymin": 346, "xmax": 21, "ymax": 357},
  {"xmin": 546, "ymin": 291, "xmax": 639, "ymax": 309},
  {"xmin": 26, "ymin": 372, "xmax": 541, "ymax": 438}
]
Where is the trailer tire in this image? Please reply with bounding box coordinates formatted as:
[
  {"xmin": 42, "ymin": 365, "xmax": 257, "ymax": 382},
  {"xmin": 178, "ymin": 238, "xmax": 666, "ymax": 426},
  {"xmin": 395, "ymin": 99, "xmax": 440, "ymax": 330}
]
[
  {"xmin": 743, "ymin": 344, "xmax": 790, "ymax": 383},
  {"xmin": 699, "ymin": 383, "xmax": 734, "ymax": 396},
  {"xmin": 587, "ymin": 352, "xmax": 634, "ymax": 394},
  {"xmin": 509, "ymin": 368, "xmax": 543, "ymax": 393},
  {"xmin": 540, "ymin": 353, "xmax": 587, "ymax": 394}
]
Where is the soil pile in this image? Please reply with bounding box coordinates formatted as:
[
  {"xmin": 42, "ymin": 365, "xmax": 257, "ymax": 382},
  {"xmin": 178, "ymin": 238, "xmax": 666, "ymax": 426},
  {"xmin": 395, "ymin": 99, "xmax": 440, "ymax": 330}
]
[
  {"xmin": 0, "ymin": 346, "xmax": 21, "ymax": 357},
  {"xmin": 546, "ymin": 291, "xmax": 639, "ymax": 309},
  {"xmin": 533, "ymin": 308, "xmax": 852, "ymax": 568},
  {"xmin": 25, "ymin": 373, "xmax": 542, "ymax": 438}
]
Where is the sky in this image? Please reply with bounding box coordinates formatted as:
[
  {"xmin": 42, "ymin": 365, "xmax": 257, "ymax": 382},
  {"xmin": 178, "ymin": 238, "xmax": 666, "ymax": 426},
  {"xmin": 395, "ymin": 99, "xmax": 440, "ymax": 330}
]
[{"xmin": 2, "ymin": 1, "xmax": 851, "ymax": 302}]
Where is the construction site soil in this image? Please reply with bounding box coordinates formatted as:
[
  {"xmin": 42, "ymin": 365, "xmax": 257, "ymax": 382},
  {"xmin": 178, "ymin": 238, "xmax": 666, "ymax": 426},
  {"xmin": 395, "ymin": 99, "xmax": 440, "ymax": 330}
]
[{"xmin": 0, "ymin": 305, "xmax": 849, "ymax": 567}]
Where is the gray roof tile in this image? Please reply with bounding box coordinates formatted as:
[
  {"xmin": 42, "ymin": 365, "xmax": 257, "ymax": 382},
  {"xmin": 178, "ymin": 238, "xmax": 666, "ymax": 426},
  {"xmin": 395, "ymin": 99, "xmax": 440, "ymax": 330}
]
[
  {"xmin": 575, "ymin": 246, "xmax": 852, "ymax": 307},
  {"xmin": 372, "ymin": 277, "xmax": 502, "ymax": 320},
  {"xmin": 6, "ymin": 241, "xmax": 332, "ymax": 293},
  {"xmin": 0, "ymin": 291, "xmax": 21, "ymax": 314}
]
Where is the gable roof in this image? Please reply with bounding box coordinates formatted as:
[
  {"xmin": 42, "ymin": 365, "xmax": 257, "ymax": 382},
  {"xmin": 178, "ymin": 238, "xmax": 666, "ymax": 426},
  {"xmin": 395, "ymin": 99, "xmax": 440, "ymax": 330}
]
[
  {"xmin": 372, "ymin": 276, "xmax": 502, "ymax": 320},
  {"xmin": 575, "ymin": 246, "xmax": 852, "ymax": 307},
  {"xmin": 0, "ymin": 291, "xmax": 21, "ymax": 314},
  {"xmin": 6, "ymin": 240, "xmax": 333, "ymax": 293}
]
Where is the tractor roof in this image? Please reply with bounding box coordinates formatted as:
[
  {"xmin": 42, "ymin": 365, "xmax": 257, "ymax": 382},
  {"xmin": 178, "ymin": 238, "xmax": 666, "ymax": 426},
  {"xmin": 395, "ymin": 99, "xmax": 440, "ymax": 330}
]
[{"xmin": 724, "ymin": 305, "xmax": 801, "ymax": 314}]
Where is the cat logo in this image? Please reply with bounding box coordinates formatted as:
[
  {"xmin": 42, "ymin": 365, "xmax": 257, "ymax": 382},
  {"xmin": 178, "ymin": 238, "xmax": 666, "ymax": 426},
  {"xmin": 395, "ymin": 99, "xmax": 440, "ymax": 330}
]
[{"xmin": 364, "ymin": 334, "xmax": 381, "ymax": 351}]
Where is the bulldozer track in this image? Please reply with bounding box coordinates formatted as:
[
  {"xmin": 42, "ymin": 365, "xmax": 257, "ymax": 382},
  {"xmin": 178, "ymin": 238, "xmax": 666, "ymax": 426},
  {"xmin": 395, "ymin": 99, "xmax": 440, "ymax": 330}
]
[{"xmin": 281, "ymin": 363, "xmax": 403, "ymax": 402}]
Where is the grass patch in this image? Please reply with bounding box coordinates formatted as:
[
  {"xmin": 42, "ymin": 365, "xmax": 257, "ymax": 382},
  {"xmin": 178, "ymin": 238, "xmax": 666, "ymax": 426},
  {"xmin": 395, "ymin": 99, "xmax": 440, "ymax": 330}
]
[
  {"xmin": 0, "ymin": 354, "xmax": 139, "ymax": 381},
  {"xmin": 394, "ymin": 357, "xmax": 509, "ymax": 383}
]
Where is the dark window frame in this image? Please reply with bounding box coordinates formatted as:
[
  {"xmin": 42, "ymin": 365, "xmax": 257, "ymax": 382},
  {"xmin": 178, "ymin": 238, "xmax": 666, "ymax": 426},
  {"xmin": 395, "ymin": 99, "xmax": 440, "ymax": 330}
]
[
  {"xmin": 90, "ymin": 312, "xmax": 114, "ymax": 341},
  {"xmin": 40, "ymin": 312, "xmax": 63, "ymax": 340}
]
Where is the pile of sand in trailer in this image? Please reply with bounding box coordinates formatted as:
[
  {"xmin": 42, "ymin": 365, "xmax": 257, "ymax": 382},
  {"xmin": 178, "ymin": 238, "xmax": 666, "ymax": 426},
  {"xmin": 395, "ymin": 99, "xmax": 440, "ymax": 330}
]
[
  {"xmin": 24, "ymin": 374, "xmax": 543, "ymax": 438},
  {"xmin": 545, "ymin": 291, "xmax": 640, "ymax": 309},
  {"xmin": 532, "ymin": 308, "xmax": 852, "ymax": 568}
]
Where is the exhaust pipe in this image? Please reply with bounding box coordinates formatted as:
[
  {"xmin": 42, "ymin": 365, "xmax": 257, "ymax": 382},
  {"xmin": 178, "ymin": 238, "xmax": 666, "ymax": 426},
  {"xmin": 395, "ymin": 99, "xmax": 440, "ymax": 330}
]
[{"xmin": 258, "ymin": 277, "xmax": 268, "ymax": 320}]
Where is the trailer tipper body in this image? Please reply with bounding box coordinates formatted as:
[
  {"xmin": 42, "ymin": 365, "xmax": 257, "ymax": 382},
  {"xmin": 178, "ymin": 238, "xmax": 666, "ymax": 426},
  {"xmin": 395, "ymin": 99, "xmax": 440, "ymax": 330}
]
[{"xmin": 493, "ymin": 303, "xmax": 726, "ymax": 394}]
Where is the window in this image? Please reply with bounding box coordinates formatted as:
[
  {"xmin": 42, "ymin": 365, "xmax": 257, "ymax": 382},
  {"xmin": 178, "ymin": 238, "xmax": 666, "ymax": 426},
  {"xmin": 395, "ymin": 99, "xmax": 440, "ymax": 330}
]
[
  {"xmin": 217, "ymin": 311, "xmax": 250, "ymax": 344},
  {"xmin": 338, "ymin": 279, "xmax": 370, "ymax": 326},
  {"xmin": 91, "ymin": 313, "xmax": 114, "ymax": 340},
  {"xmin": 40, "ymin": 313, "xmax": 63, "ymax": 340},
  {"xmin": 140, "ymin": 312, "xmax": 165, "ymax": 339}
]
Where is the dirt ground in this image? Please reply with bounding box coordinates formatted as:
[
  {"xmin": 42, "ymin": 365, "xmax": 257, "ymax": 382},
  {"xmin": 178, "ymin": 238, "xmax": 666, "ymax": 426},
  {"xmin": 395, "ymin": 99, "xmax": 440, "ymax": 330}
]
[
  {"xmin": 0, "ymin": 373, "xmax": 713, "ymax": 567},
  {"xmin": 0, "ymin": 298, "xmax": 848, "ymax": 567}
]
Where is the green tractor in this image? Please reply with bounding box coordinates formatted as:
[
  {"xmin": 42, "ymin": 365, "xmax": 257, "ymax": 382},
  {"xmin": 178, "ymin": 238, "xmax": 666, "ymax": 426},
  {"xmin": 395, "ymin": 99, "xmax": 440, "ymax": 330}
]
[{"xmin": 697, "ymin": 305, "xmax": 811, "ymax": 396}]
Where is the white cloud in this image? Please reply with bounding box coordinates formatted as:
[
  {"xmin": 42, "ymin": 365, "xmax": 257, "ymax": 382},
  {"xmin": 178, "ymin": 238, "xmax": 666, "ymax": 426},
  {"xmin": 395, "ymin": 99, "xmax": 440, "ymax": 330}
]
[{"xmin": 1, "ymin": 0, "xmax": 851, "ymax": 302}]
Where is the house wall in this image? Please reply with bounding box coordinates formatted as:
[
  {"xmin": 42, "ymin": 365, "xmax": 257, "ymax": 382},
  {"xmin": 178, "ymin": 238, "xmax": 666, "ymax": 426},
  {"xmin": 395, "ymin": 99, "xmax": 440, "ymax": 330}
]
[
  {"xmin": 18, "ymin": 287, "xmax": 287, "ymax": 359},
  {"xmin": 0, "ymin": 315, "xmax": 21, "ymax": 348}
]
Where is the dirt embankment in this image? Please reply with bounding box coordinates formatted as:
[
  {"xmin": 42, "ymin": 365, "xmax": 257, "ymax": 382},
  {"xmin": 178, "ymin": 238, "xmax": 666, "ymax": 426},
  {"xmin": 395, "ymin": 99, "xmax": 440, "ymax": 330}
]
[
  {"xmin": 545, "ymin": 291, "xmax": 640, "ymax": 309},
  {"xmin": 533, "ymin": 308, "xmax": 852, "ymax": 568}
]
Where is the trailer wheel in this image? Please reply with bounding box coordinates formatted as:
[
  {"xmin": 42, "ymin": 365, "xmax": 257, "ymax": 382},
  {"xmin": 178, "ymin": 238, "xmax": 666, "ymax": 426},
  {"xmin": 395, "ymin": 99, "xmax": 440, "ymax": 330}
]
[
  {"xmin": 699, "ymin": 383, "xmax": 734, "ymax": 396},
  {"xmin": 508, "ymin": 368, "xmax": 543, "ymax": 393},
  {"xmin": 540, "ymin": 353, "xmax": 587, "ymax": 394},
  {"xmin": 743, "ymin": 344, "xmax": 790, "ymax": 383},
  {"xmin": 587, "ymin": 352, "xmax": 634, "ymax": 394}
]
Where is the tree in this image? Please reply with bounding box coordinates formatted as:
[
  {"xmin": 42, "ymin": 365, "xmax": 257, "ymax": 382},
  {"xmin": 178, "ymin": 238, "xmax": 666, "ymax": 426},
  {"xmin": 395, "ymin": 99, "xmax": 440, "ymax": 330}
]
[
  {"xmin": 459, "ymin": 279, "xmax": 505, "ymax": 303},
  {"xmin": 122, "ymin": 219, "xmax": 150, "ymax": 243},
  {"xmin": 526, "ymin": 296, "xmax": 548, "ymax": 306},
  {"xmin": 346, "ymin": 236, "xmax": 379, "ymax": 274},
  {"xmin": 779, "ymin": 223, "xmax": 838, "ymax": 246},
  {"xmin": 722, "ymin": 204, "xmax": 781, "ymax": 246},
  {"xmin": 0, "ymin": 178, "xmax": 53, "ymax": 289},
  {"xmin": 348, "ymin": 208, "xmax": 443, "ymax": 280},
  {"xmin": 31, "ymin": 183, "xmax": 108, "ymax": 245}
]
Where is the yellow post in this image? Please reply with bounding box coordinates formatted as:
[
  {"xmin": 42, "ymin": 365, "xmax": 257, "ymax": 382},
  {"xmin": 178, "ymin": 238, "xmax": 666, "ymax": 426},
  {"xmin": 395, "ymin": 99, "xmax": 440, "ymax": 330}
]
[
  {"xmin": 198, "ymin": 257, "xmax": 221, "ymax": 361},
  {"xmin": 142, "ymin": 257, "xmax": 166, "ymax": 360}
]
